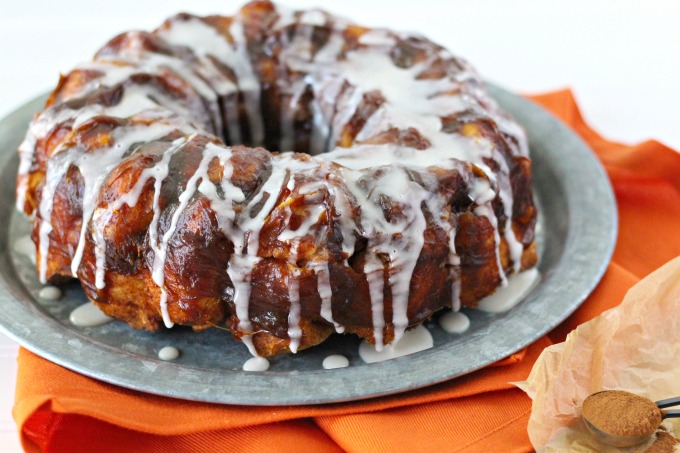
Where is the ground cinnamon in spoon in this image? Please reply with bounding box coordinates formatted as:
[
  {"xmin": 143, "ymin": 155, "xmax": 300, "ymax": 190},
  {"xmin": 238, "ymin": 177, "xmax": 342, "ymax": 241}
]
[{"xmin": 582, "ymin": 390, "xmax": 663, "ymax": 437}]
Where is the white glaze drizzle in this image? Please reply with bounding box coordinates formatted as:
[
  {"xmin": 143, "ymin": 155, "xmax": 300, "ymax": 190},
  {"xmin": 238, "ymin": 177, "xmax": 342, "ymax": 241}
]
[
  {"xmin": 451, "ymin": 272, "xmax": 462, "ymax": 312},
  {"xmin": 311, "ymin": 260, "xmax": 343, "ymax": 333},
  {"xmin": 474, "ymin": 203, "xmax": 508, "ymax": 287},
  {"xmin": 285, "ymin": 25, "xmax": 524, "ymax": 344},
  {"xmin": 342, "ymin": 164, "xmax": 433, "ymax": 347},
  {"xmin": 37, "ymin": 150, "xmax": 70, "ymax": 283},
  {"xmin": 364, "ymin": 253, "xmax": 385, "ymax": 350},
  {"xmin": 17, "ymin": 69, "xmax": 202, "ymax": 222},
  {"xmin": 223, "ymin": 154, "xmax": 289, "ymax": 355},
  {"xmin": 278, "ymin": 17, "xmax": 318, "ymax": 151},
  {"xmin": 286, "ymin": 243, "xmax": 302, "ymax": 353},
  {"xmin": 158, "ymin": 16, "xmax": 265, "ymax": 145},
  {"xmin": 150, "ymin": 137, "xmax": 213, "ymax": 328},
  {"xmin": 71, "ymin": 123, "xmax": 178, "ymax": 279},
  {"xmin": 183, "ymin": 145, "xmax": 298, "ymax": 354},
  {"xmin": 279, "ymin": 78, "xmax": 308, "ymax": 151},
  {"xmin": 70, "ymin": 133, "xmax": 190, "ymax": 318}
]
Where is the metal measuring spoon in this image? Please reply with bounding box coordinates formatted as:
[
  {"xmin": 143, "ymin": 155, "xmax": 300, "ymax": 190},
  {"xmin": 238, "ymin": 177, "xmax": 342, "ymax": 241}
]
[{"xmin": 582, "ymin": 391, "xmax": 680, "ymax": 447}]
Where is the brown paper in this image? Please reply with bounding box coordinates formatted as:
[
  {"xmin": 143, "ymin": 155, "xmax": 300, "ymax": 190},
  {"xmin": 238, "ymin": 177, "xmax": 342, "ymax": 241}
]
[{"xmin": 516, "ymin": 256, "xmax": 680, "ymax": 452}]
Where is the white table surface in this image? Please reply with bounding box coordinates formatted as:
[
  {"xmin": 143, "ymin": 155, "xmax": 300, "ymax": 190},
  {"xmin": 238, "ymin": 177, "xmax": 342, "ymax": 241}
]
[{"xmin": 1, "ymin": 1, "xmax": 679, "ymax": 451}]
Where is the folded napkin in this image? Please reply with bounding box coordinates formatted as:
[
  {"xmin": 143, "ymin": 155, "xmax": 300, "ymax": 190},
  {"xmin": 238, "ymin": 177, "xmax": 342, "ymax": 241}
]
[{"xmin": 13, "ymin": 90, "xmax": 680, "ymax": 453}]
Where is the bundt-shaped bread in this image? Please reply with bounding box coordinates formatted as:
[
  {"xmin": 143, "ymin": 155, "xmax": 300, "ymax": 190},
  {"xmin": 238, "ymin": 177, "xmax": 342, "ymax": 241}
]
[{"xmin": 16, "ymin": 1, "xmax": 537, "ymax": 357}]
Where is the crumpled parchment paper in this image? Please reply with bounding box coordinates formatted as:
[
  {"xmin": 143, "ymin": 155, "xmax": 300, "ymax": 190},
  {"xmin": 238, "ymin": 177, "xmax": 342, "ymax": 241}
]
[{"xmin": 515, "ymin": 256, "xmax": 680, "ymax": 452}]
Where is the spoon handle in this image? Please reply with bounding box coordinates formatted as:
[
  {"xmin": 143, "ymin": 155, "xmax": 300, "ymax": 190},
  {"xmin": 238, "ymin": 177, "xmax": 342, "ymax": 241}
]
[
  {"xmin": 656, "ymin": 396, "xmax": 680, "ymax": 409},
  {"xmin": 663, "ymin": 410, "xmax": 680, "ymax": 419}
]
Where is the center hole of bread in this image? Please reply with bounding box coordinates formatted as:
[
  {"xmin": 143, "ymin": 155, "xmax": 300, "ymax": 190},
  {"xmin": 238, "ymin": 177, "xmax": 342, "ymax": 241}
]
[{"xmin": 219, "ymin": 81, "xmax": 333, "ymax": 155}]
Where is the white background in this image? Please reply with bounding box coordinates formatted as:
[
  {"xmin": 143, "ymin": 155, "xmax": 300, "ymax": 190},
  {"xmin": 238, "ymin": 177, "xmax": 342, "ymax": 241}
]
[{"xmin": 1, "ymin": 1, "xmax": 679, "ymax": 450}]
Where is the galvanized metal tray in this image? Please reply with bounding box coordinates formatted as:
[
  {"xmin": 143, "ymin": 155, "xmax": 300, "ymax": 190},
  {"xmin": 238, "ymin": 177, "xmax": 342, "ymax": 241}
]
[{"xmin": 0, "ymin": 85, "xmax": 617, "ymax": 405}]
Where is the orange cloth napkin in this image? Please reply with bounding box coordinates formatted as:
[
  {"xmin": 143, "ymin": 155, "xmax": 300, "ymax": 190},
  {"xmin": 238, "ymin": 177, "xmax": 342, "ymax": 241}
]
[{"xmin": 12, "ymin": 90, "xmax": 680, "ymax": 453}]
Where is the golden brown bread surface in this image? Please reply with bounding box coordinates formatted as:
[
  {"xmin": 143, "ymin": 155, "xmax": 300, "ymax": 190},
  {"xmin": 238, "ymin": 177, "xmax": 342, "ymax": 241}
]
[{"xmin": 17, "ymin": 1, "xmax": 537, "ymax": 357}]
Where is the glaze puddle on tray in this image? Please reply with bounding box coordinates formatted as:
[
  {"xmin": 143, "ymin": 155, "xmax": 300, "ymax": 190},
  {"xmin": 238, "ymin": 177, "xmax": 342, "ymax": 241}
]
[
  {"xmin": 438, "ymin": 311, "xmax": 470, "ymax": 334},
  {"xmin": 70, "ymin": 302, "xmax": 114, "ymax": 327},
  {"xmin": 14, "ymin": 234, "xmax": 35, "ymax": 261},
  {"xmin": 243, "ymin": 357, "xmax": 270, "ymax": 372},
  {"xmin": 323, "ymin": 354, "xmax": 349, "ymax": 369},
  {"xmin": 477, "ymin": 269, "xmax": 541, "ymax": 313},
  {"xmin": 158, "ymin": 346, "xmax": 180, "ymax": 361},
  {"xmin": 38, "ymin": 285, "xmax": 62, "ymax": 300},
  {"xmin": 359, "ymin": 325, "xmax": 434, "ymax": 363}
]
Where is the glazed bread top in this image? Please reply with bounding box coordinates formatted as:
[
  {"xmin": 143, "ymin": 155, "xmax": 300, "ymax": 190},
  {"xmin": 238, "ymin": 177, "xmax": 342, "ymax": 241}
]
[{"xmin": 16, "ymin": 1, "xmax": 536, "ymax": 355}]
